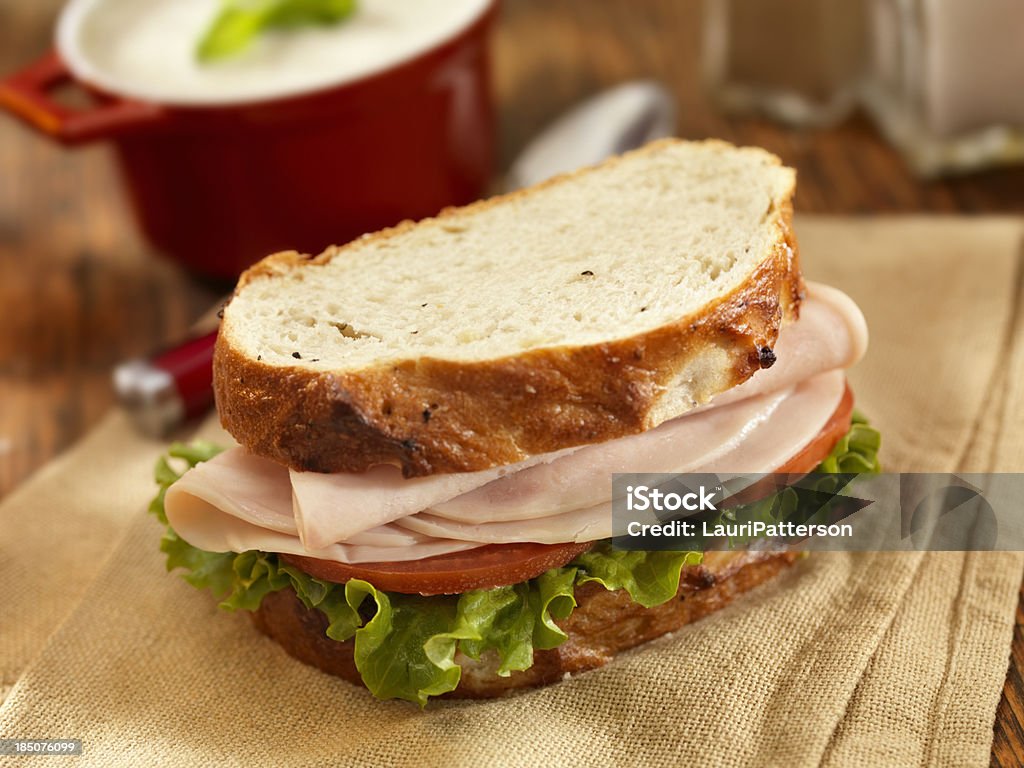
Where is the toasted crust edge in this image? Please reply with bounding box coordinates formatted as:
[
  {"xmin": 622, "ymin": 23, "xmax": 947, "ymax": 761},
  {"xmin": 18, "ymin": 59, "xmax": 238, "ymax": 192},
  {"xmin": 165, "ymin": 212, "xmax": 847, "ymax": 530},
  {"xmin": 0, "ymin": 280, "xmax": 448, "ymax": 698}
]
[
  {"xmin": 250, "ymin": 550, "xmax": 800, "ymax": 699},
  {"xmin": 215, "ymin": 140, "xmax": 802, "ymax": 476}
]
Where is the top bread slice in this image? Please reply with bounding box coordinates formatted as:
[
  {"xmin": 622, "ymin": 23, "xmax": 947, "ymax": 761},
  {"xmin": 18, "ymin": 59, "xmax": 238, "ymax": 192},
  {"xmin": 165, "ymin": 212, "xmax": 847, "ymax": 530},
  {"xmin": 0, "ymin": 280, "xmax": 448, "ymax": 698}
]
[{"xmin": 214, "ymin": 138, "xmax": 802, "ymax": 476}]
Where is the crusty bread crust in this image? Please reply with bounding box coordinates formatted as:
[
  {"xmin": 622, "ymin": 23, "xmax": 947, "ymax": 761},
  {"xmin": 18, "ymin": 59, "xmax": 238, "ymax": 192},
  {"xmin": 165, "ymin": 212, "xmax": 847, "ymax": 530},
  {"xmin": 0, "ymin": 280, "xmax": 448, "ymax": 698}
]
[
  {"xmin": 250, "ymin": 550, "xmax": 799, "ymax": 698},
  {"xmin": 215, "ymin": 140, "xmax": 802, "ymax": 476}
]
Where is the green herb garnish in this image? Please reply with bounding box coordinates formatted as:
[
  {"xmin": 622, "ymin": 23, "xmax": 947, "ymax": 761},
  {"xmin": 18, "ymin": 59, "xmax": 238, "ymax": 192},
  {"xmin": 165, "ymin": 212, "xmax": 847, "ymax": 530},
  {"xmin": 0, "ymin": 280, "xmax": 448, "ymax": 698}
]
[{"xmin": 197, "ymin": 0, "xmax": 357, "ymax": 63}]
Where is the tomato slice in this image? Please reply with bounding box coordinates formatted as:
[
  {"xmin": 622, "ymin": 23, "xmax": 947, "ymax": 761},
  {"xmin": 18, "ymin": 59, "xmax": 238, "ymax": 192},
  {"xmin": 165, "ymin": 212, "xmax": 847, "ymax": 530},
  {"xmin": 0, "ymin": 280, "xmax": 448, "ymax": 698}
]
[
  {"xmin": 280, "ymin": 541, "xmax": 593, "ymax": 596},
  {"xmin": 281, "ymin": 383, "xmax": 855, "ymax": 596}
]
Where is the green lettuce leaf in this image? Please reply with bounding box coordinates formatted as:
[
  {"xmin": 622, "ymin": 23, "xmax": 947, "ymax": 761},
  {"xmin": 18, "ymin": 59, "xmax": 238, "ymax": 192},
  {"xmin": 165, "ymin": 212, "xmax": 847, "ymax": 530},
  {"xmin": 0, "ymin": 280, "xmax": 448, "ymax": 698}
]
[
  {"xmin": 530, "ymin": 566, "xmax": 580, "ymax": 648},
  {"xmin": 816, "ymin": 409, "xmax": 881, "ymax": 474},
  {"xmin": 349, "ymin": 585, "xmax": 460, "ymax": 706},
  {"xmin": 426, "ymin": 584, "xmax": 525, "ymax": 676},
  {"xmin": 574, "ymin": 548, "xmax": 702, "ymax": 608},
  {"xmin": 148, "ymin": 415, "xmax": 880, "ymax": 705}
]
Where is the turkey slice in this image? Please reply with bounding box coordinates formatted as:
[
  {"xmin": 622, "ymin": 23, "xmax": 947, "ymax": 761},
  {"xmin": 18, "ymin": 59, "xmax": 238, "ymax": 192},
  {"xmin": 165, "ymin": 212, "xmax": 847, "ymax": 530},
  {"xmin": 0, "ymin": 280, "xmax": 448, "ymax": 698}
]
[{"xmin": 395, "ymin": 370, "xmax": 845, "ymax": 544}]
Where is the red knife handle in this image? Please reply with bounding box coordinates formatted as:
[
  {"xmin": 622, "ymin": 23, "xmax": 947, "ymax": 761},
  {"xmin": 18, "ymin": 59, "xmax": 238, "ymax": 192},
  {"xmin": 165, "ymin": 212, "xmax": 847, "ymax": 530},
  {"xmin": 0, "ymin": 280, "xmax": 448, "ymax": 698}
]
[
  {"xmin": 151, "ymin": 329, "xmax": 218, "ymax": 418},
  {"xmin": 113, "ymin": 330, "xmax": 217, "ymax": 437}
]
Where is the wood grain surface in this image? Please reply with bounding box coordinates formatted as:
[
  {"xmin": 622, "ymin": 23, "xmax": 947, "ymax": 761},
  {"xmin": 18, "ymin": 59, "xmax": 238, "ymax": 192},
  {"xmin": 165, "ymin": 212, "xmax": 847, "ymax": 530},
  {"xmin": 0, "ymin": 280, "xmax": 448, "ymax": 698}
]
[{"xmin": 1, "ymin": 1, "xmax": 1023, "ymax": 763}]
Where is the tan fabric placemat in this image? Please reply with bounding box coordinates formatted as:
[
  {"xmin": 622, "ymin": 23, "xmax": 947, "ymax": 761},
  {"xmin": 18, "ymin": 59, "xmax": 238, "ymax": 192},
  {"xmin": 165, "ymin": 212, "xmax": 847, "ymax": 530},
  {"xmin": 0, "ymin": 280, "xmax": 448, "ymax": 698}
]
[
  {"xmin": 0, "ymin": 413, "xmax": 205, "ymax": 702},
  {"xmin": 1, "ymin": 216, "xmax": 1023, "ymax": 767}
]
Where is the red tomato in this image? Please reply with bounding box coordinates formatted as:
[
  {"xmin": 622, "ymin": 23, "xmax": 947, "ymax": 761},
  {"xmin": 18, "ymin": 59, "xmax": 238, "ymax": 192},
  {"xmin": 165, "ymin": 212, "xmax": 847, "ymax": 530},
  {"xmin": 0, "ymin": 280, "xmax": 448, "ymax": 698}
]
[{"xmin": 280, "ymin": 541, "xmax": 593, "ymax": 596}]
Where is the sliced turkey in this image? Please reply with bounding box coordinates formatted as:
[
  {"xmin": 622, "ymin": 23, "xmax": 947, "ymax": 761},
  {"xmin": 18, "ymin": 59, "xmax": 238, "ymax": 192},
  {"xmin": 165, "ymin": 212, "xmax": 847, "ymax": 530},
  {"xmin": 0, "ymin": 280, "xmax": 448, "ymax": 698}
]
[{"xmin": 396, "ymin": 370, "xmax": 846, "ymax": 544}]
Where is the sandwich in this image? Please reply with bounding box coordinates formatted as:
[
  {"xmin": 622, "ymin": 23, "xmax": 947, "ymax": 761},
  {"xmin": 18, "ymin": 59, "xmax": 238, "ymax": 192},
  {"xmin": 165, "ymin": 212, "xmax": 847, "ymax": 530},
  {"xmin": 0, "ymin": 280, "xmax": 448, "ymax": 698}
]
[{"xmin": 151, "ymin": 139, "xmax": 880, "ymax": 705}]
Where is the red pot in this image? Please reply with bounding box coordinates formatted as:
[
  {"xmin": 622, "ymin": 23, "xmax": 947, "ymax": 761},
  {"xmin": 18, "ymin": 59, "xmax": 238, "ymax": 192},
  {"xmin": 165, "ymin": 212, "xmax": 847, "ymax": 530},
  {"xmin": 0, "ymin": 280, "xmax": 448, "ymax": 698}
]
[{"xmin": 0, "ymin": 2, "xmax": 497, "ymax": 280}]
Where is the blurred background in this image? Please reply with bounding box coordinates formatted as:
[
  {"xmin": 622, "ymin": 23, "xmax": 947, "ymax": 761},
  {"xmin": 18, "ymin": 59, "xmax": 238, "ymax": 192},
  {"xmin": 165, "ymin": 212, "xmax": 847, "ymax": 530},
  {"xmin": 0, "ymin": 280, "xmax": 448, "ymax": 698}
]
[{"xmin": 1, "ymin": 0, "xmax": 1023, "ymax": 495}]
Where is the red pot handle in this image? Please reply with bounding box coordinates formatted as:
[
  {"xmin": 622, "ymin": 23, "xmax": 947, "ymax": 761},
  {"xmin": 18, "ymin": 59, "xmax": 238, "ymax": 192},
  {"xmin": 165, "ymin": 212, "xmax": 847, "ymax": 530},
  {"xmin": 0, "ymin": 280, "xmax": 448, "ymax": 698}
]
[{"xmin": 0, "ymin": 50, "xmax": 166, "ymax": 145}]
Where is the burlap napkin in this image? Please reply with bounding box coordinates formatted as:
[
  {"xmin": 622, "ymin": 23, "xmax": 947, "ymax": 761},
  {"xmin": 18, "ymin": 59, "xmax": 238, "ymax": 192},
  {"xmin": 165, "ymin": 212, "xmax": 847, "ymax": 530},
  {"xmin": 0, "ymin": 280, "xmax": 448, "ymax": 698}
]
[{"xmin": 1, "ymin": 217, "xmax": 1022, "ymax": 767}]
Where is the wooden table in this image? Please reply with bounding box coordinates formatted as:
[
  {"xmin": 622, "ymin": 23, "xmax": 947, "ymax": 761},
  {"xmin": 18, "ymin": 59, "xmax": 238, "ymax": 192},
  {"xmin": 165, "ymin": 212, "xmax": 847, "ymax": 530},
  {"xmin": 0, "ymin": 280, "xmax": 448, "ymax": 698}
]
[{"xmin": 1, "ymin": 1, "xmax": 1022, "ymax": 763}]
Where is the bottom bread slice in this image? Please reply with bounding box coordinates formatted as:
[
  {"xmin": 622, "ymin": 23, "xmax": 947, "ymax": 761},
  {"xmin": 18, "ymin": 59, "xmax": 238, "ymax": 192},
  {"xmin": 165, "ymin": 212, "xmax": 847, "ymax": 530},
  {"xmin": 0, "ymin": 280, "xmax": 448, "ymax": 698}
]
[{"xmin": 251, "ymin": 549, "xmax": 800, "ymax": 698}]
